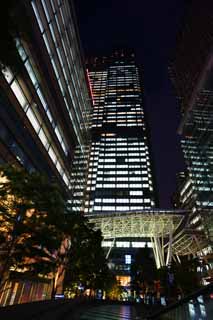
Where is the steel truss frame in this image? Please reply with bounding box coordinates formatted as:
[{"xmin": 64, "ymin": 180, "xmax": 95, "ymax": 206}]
[
  {"xmin": 170, "ymin": 228, "xmax": 208, "ymax": 257},
  {"xmin": 87, "ymin": 210, "xmax": 186, "ymax": 269}
]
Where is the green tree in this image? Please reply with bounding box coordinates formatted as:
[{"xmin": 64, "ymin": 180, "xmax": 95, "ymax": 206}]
[
  {"xmin": 173, "ymin": 256, "xmax": 201, "ymax": 296},
  {"xmin": 131, "ymin": 246, "xmax": 157, "ymax": 295},
  {"xmin": 106, "ymin": 281, "xmax": 123, "ymax": 300},
  {"xmin": 156, "ymin": 257, "xmax": 202, "ymax": 302},
  {"xmin": 64, "ymin": 217, "xmax": 112, "ymax": 295},
  {"xmin": 0, "ymin": 165, "xmax": 67, "ymax": 294},
  {"xmin": 156, "ymin": 266, "xmax": 170, "ymax": 297}
]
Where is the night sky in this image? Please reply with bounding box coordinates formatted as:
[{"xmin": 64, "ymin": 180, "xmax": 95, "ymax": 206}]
[{"xmin": 74, "ymin": 0, "xmax": 186, "ymax": 209}]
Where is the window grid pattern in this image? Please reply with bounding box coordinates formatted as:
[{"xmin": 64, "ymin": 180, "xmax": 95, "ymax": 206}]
[
  {"xmin": 2, "ymin": 67, "xmax": 70, "ymax": 188},
  {"xmin": 181, "ymin": 102, "xmax": 213, "ymax": 209},
  {"xmin": 16, "ymin": 39, "xmax": 69, "ymax": 156},
  {"xmin": 31, "ymin": 0, "xmax": 91, "ymax": 150},
  {"xmin": 85, "ymin": 57, "xmax": 156, "ymax": 213}
]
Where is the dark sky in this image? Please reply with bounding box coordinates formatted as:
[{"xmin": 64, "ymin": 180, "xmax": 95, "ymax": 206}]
[{"xmin": 74, "ymin": 0, "xmax": 186, "ymax": 209}]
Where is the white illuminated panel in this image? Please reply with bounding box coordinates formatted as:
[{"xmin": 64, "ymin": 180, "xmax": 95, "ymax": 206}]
[{"xmin": 125, "ymin": 255, "xmax": 131, "ymax": 264}]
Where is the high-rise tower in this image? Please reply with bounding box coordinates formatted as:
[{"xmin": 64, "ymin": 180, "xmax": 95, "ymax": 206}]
[
  {"xmin": 170, "ymin": 0, "xmax": 213, "ymax": 218},
  {"xmin": 84, "ymin": 52, "xmax": 157, "ymax": 214},
  {"xmin": 170, "ymin": 0, "xmax": 213, "ymax": 265},
  {"xmin": 0, "ymin": 0, "xmax": 91, "ymax": 201},
  {"xmin": 0, "ymin": 0, "xmax": 92, "ymax": 305}
]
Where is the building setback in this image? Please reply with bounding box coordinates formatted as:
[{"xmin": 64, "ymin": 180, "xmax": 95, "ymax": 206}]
[
  {"xmin": 0, "ymin": 0, "xmax": 91, "ymax": 199},
  {"xmin": 84, "ymin": 51, "xmax": 158, "ymax": 214}
]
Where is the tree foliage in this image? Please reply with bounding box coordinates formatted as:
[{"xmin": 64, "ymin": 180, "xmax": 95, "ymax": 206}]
[
  {"xmin": 131, "ymin": 246, "xmax": 157, "ymax": 294},
  {"xmin": 0, "ymin": 165, "xmax": 66, "ymax": 290},
  {"xmin": 106, "ymin": 282, "xmax": 123, "ymax": 300},
  {"xmin": 156, "ymin": 256, "xmax": 202, "ymax": 299},
  {"xmin": 172, "ymin": 256, "xmax": 201, "ymax": 295},
  {"xmin": 64, "ymin": 216, "xmax": 114, "ymax": 293},
  {"xmin": 0, "ymin": 165, "xmax": 113, "ymax": 298}
]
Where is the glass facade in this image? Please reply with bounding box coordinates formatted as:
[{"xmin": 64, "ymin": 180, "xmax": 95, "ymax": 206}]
[
  {"xmin": 31, "ymin": 0, "xmax": 90, "ymax": 147},
  {"xmin": 0, "ymin": 0, "xmax": 91, "ymax": 199},
  {"xmin": 69, "ymin": 144, "xmax": 90, "ymax": 211},
  {"xmin": 84, "ymin": 53, "xmax": 157, "ymax": 214},
  {"xmin": 170, "ymin": 1, "xmax": 213, "ymax": 253},
  {"xmin": 180, "ymin": 74, "xmax": 213, "ymax": 239},
  {"xmin": 181, "ymin": 103, "xmax": 213, "ymax": 210}
]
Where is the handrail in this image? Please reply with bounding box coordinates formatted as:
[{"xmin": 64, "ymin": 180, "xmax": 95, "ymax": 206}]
[{"xmin": 146, "ymin": 283, "xmax": 213, "ymax": 319}]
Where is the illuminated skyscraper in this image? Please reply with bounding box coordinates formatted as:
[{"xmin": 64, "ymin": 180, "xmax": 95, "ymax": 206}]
[{"xmin": 84, "ymin": 52, "xmax": 157, "ymax": 214}]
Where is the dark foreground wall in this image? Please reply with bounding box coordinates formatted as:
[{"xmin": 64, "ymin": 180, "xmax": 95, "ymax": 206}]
[{"xmin": 0, "ymin": 298, "xmax": 92, "ymax": 320}]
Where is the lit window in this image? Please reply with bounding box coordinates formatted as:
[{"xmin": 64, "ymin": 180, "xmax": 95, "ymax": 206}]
[
  {"xmin": 38, "ymin": 128, "xmax": 49, "ymax": 148},
  {"xmin": 16, "ymin": 39, "xmax": 27, "ymax": 61},
  {"xmin": 41, "ymin": 0, "xmax": 51, "ymax": 22},
  {"xmin": 26, "ymin": 107, "xmax": 40, "ymax": 133},
  {"xmin": 49, "ymin": 23, "xmax": 56, "ymax": 43},
  {"xmin": 116, "ymin": 199, "xmax": 129, "ymax": 203},
  {"xmin": 125, "ymin": 255, "xmax": 131, "ymax": 264},
  {"xmin": 11, "ymin": 80, "xmax": 28, "ymax": 109},
  {"xmin": 102, "ymin": 206, "xmax": 115, "ymax": 211},
  {"xmin": 116, "ymin": 206, "xmax": 129, "ymax": 211},
  {"xmin": 63, "ymin": 174, "xmax": 69, "ymax": 187},
  {"xmin": 31, "ymin": 1, "xmax": 44, "ymax": 33},
  {"xmin": 102, "ymin": 241, "xmax": 113, "ymax": 247},
  {"xmin": 43, "ymin": 33, "xmax": 51, "ymax": 55},
  {"xmin": 116, "ymin": 242, "xmax": 130, "ymax": 248},
  {"xmin": 132, "ymin": 242, "xmax": 145, "ymax": 248},
  {"xmin": 94, "ymin": 206, "xmax": 101, "ymax": 210},
  {"xmin": 46, "ymin": 109, "xmax": 54, "ymax": 125},
  {"xmin": 50, "ymin": 0, "xmax": 56, "ymax": 13},
  {"xmin": 48, "ymin": 146, "xmax": 57, "ymax": 164},
  {"xmin": 37, "ymin": 87, "xmax": 47, "ymax": 110},
  {"xmin": 130, "ymin": 199, "xmax": 142, "ymax": 203},
  {"xmin": 25, "ymin": 60, "xmax": 38, "ymax": 86},
  {"xmin": 2, "ymin": 67, "xmax": 14, "ymax": 83},
  {"xmin": 51, "ymin": 57, "xmax": 60, "ymax": 79},
  {"xmin": 129, "ymin": 184, "xmax": 142, "ymax": 188}
]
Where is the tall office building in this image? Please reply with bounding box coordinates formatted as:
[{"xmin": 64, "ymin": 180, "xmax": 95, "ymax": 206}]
[
  {"xmin": 170, "ymin": 0, "xmax": 213, "ymax": 212},
  {"xmin": 172, "ymin": 171, "xmax": 189, "ymax": 208},
  {"xmin": 181, "ymin": 101, "xmax": 213, "ymax": 212},
  {"xmin": 170, "ymin": 0, "xmax": 213, "ymax": 268},
  {"xmin": 0, "ymin": 0, "xmax": 91, "ymax": 305},
  {"xmin": 84, "ymin": 51, "xmax": 157, "ymax": 214},
  {"xmin": 0, "ymin": 0, "xmax": 91, "ymax": 201}
]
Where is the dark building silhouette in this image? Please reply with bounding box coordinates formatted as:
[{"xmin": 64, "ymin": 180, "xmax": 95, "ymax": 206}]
[{"xmin": 170, "ymin": 0, "xmax": 213, "ymax": 276}]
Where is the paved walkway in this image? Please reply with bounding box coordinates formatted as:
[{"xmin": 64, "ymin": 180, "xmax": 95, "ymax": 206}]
[
  {"xmin": 0, "ymin": 300, "xmax": 156, "ymax": 319},
  {"xmin": 80, "ymin": 305, "xmax": 137, "ymax": 320}
]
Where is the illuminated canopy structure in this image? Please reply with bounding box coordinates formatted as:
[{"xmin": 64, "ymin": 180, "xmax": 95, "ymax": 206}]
[
  {"xmin": 171, "ymin": 228, "xmax": 208, "ymax": 257},
  {"xmin": 87, "ymin": 210, "xmax": 208, "ymax": 268}
]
